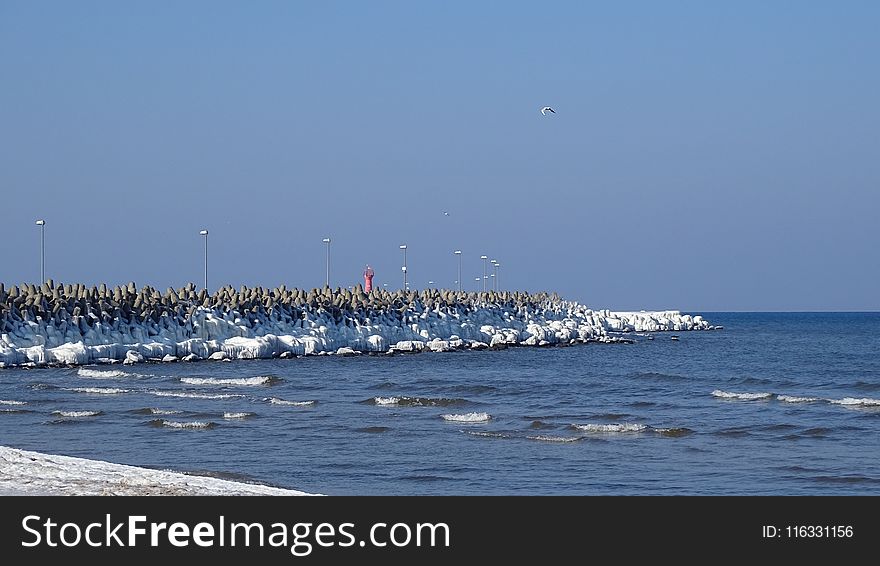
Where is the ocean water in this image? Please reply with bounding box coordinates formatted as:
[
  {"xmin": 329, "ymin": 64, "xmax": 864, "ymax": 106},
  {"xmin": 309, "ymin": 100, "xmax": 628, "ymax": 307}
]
[{"xmin": 1, "ymin": 312, "xmax": 878, "ymax": 495}]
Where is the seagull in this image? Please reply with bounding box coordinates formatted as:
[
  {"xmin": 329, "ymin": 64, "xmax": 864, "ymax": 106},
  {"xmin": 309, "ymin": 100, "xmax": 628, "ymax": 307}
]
[
  {"xmin": 540, "ymin": 106, "xmax": 556, "ymax": 116},
  {"xmin": 443, "ymin": 211, "xmax": 450, "ymax": 216}
]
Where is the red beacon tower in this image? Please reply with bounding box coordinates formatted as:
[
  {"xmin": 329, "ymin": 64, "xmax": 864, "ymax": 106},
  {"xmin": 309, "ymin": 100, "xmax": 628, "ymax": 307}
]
[{"xmin": 364, "ymin": 265, "xmax": 375, "ymax": 293}]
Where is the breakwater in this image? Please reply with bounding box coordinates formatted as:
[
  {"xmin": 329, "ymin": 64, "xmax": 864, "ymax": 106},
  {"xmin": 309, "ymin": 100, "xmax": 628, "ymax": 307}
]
[{"xmin": 0, "ymin": 281, "xmax": 713, "ymax": 367}]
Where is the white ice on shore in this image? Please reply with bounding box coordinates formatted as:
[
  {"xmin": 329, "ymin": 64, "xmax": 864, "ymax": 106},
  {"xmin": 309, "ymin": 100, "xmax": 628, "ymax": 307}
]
[
  {"xmin": 0, "ymin": 445, "xmax": 316, "ymax": 496},
  {"xmin": 0, "ymin": 300, "xmax": 711, "ymax": 367}
]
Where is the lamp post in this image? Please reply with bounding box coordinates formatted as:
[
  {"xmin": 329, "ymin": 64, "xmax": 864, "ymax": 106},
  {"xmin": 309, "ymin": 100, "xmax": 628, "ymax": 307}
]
[
  {"xmin": 480, "ymin": 255, "xmax": 488, "ymax": 292},
  {"xmin": 491, "ymin": 259, "xmax": 498, "ymax": 291},
  {"xmin": 494, "ymin": 262, "xmax": 501, "ymax": 290},
  {"xmin": 322, "ymin": 237, "xmax": 331, "ymax": 288},
  {"xmin": 475, "ymin": 277, "xmax": 481, "ymax": 292},
  {"xmin": 199, "ymin": 230, "xmax": 209, "ymax": 291},
  {"xmin": 400, "ymin": 244, "xmax": 408, "ymax": 290},
  {"xmin": 35, "ymin": 220, "xmax": 45, "ymax": 283},
  {"xmin": 453, "ymin": 250, "xmax": 462, "ymax": 293}
]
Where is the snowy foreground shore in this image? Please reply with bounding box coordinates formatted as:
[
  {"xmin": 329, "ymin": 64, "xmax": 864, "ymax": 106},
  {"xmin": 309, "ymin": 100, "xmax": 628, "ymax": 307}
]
[
  {"xmin": 0, "ymin": 446, "xmax": 316, "ymax": 496},
  {"xmin": 0, "ymin": 282, "xmax": 714, "ymax": 367}
]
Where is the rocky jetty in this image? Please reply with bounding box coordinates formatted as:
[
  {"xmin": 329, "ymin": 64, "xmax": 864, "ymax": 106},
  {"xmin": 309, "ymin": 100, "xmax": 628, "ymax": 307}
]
[{"xmin": 0, "ymin": 281, "xmax": 714, "ymax": 367}]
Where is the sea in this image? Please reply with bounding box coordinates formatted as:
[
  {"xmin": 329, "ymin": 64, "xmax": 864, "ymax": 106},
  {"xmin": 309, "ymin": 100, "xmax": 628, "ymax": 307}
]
[{"xmin": 1, "ymin": 312, "xmax": 878, "ymax": 495}]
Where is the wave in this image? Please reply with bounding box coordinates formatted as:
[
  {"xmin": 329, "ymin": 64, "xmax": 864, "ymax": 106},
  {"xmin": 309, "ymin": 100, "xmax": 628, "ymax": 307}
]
[
  {"xmin": 711, "ymin": 390, "xmax": 772, "ymax": 401},
  {"xmin": 365, "ymin": 396, "xmax": 470, "ymax": 407},
  {"xmin": 181, "ymin": 376, "xmax": 277, "ymax": 386},
  {"xmin": 68, "ymin": 387, "xmax": 129, "ymax": 395},
  {"xmin": 77, "ymin": 368, "xmax": 131, "ymax": 379},
  {"xmin": 0, "ymin": 400, "xmax": 27, "ymax": 405},
  {"xmin": 266, "ymin": 397, "xmax": 316, "ymax": 406},
  {"xmin": 151, "ymin": 391, "xmax": 245, "ymax": 400},
  {"xmin": 447, "ymin": 384, "xmax": 498, "ymax": 394},
  {"xmin": 737, "ymin": 376, "xmax": 775, "ymax": 385},
  {"xmin": 653, "ymin": 427, "xmax": 694, "ymax": 437},
  {"xmin": 527, "ymin": 435, "xmax": 582, "ymax": 443},
  {"xmin": 810, "ymin": 475, "xmax": 880, "ymax": 485},
  {"xmin": 592, "ymin": 413, "xmax": 631, "ymax": 421},
  {"xmin": 355, "ymin": 426, "xmax": 391, "ymax": 433},
  {"xmin": 465, "ymin": 431, "xmax": 510, "ymax": 439},
  {"xmin": 776, "ymin": 395, "xmax": 822, "ymax": 403},
  {"xmin": 1, "ymin": 408, "xmax": 32, "ymax": 414},
  {"xmin": 222, "ymin": 412, "xmax": 255, "ymax": 419},
  {"xmin": 851, "ymin": 381, "xmax": 880, "ymax": 392},
  {"xmin": 52, "ymin": 410, "xmax": 102, "ymax": 417},
  {"xmin": 631, "ymin": 372, "xmax": 687, "ymax": 382},
  {"xmin": 572, "ymin": 423, "xmax": 648, "ymax": 433},
  {"xmin": 802, "ymin": 427, "xmax": 832, "ymax": 437},
  {"xmin": 829, "ymin": 397, "xmax": 880, "ymax": 407},
  {"xmin": 441, "ymin": 412, "xmax": 490, "ymax": 423},
  {"xmin": 529, "ymin": 420, "xmax": 554, "ymax": 430},
  {"xmin": 133, "ymin": 407, "xmax": 184, "ymax": 415},
  {"xmin": 714, "ymin": 427, "xmax": 752, "ymax": 438},
  {"xmin": 149, "ymin": 419, "xmax": 215, "ymax": 429},
  {"xmin": 30, "ymin": 383, "xmax": 59, "ymax": 390}
]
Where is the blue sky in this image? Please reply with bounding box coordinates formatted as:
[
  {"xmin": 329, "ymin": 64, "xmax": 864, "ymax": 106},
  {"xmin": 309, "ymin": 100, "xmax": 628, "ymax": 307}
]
[{"xmin": 1, "ymin": 1, "xmax": 877, "ymax": 311}]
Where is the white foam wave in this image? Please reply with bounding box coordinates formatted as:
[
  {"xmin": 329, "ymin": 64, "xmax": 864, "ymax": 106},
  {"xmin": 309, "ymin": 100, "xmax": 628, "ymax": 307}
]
[
  {"xmin": 711, "ymin": 390, "xmax": 772, "ymax": 400},
  {"xmin": 776, "ymin": 395, "xmax": 822, "ymax": 403},
  {"xmin": 159, "ymin": 420, "xmax": 214, "ymax": 429},
  {"xmin": 441, "ymin": 412, "xmax": 490, "ymax": 423},
  {"xmin": 573, "ymin": 423, "xmax": 648, "ymax": 433},
  {"xmin": 149, "ymin": 408, "xmax": 182, "ymax": 415},
  {"xmin": 223, "ymin": 412, "xmax": 254, "ymax": 419},
  {"xmin": 0, "ymin": 400, "xmax": 27, "ymax": 406},
  {"xmin": 465, "ymin": 431, "xmax": 508, "ymax": 438},
  {"xmin": 373, "ymin": 396, "xmax": 400, "ymax": 406},
  {"xmin": 151, "ymin": 391, "xmax": 244, "ymax": 400},
  {"xmin": 527, "ymin": 435, "xmax": 581, "ymax": 443},
  {"xmin": 181, "ymin": 376, "xmax": 273, "ymax": 386},
  {"xmin": 69, "ymin": 387, "xmax": 129, "ymax": 395},
  {"xmin": 77, "ymin": 368, "xmax": 130, "ymax": 379},
  {"xmin": 266, "ymin": 397, "xmax": 315, "ymax": 406},
  {"xmin": 52, "ymin": 410, "xmax": 101, "ymax": 417},
  {"xmin": 830, "ymin": 397, "xmax": 880, "ymax": 407}
]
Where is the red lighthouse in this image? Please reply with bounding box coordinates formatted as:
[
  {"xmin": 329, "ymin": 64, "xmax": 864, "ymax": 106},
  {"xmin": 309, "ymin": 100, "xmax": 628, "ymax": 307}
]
[{"xmin": 364, "ymin": 265, "xmax": 375, "ymax": 293}]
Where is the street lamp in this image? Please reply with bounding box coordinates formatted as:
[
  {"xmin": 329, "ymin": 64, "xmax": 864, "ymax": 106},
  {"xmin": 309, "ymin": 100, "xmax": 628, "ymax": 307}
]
[
  {"xmin": 400, "ymin": 244, "xmax": 408, "ymax": 290},
  {"xmin": 453, "ymin": 250, "xmax": 462, "ymax": 293},
  {"xmin": 491, "ymin": 259, "xmax": 498, "ymax": 291},
  {"xmin": 322, "ymin": 237, "xmax": 331, "ymax": 288},
  {"xmin": 494, "ymin": 263, "xmax": 501, "ymax": 290},
  {"xmin": 480, "ymin": 255, "xmax": 488, "ymax": 292},
  {"xmin": 35, "ymin": 220, "xmax": 45, "ymax": 283},
  {"xmin": 199, "ymin": 230, "xmax": 209, "ymax": 291},
  {"xmin": 475, "ymin": 277, "xmax": 481, "ymax": 292}
]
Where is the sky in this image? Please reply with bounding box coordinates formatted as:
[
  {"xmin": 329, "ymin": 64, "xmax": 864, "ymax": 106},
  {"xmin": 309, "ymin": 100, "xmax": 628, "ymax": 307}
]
[{"xmin": 1, "ymin": 1, "xmax": 877, "ymax": 311}]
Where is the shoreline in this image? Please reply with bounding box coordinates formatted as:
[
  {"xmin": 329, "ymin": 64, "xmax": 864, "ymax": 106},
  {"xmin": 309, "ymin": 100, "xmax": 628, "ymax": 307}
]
[
  {"xmin": 0, "ymin": 445, "xmax": 317, "ymax": 496},
  {"xmin": 1, "ymin": 282, "xmax": 715, "ymax": 368}
]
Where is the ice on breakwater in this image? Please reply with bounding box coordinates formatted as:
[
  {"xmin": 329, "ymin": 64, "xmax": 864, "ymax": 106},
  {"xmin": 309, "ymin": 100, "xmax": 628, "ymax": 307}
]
[{"xmin": 0, "ymin": 281, "xmax": 713, "ymax": 367}]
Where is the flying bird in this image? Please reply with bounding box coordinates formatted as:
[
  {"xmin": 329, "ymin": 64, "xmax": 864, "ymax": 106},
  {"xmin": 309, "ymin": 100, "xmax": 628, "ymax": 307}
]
[
  {"xmin": 540, "ymin": 106, "xmax": 556, "ymax": 116},
  {"xmin": 443, "ymin": 211, "xmax": 450, "ymax": 216}
]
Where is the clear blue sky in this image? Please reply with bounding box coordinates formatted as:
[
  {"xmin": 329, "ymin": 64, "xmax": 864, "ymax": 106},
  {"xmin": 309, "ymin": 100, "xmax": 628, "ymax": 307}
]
[{"xmin": 1, "ymin": 1, "xmax": 877, "ymax": 311}]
